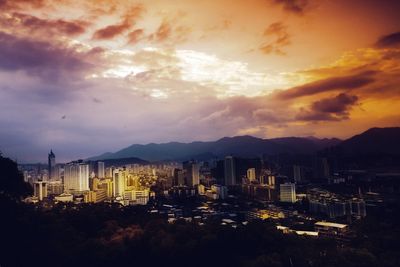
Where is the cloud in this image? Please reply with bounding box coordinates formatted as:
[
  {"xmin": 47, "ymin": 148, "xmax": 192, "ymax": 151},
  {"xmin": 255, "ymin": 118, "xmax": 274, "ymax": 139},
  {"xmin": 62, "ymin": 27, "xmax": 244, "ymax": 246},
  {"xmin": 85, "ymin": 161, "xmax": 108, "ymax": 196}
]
[
  {"xmin": 295, "ymin": 93, "xmax": 358, "ymax": 122},
  {"xmin": 272, "ymin": 0, "xmax": 311, "ymax": 15},
  {"xmin": 311, "ymin": 93, "xmax": 358, "ymax": 114},
  {"xmin": 0, "ymin": 0, "xmax": 46, "ymax": 11},
  {"xmin": 93, "ymin": 23, "xmax": 132, "ymax": 40},
  {"xmin": 0, "ymin": 31, "xmax": 96, "ymax": 80},
  {"xmin": 260, "ymin": 22, "xmax": 291, "ymax": 55},
  {"xmin": 127, "ymin": 29, "xmax": 144, "ymax": 44},
  {"xmin": 276, "ymin": 70, "xmax": 376, "ymax": 99},
  {"xmin": 92, "ymin": 4, "xmax": 144, "ymax": 40},
  {"xmin": 375, "ymin": 31, "xmax": 400, "ymax": 48},
  {"xmin": 1, "ymin": 12, "xmax": 88, "ymax": 37},
  {"xmin": 147, "ymin": 15, "xmax": 191, "ymax": 46},
  {"xmin": 153, "ymin": 21, "xmax": 172, "ymax": 42}
]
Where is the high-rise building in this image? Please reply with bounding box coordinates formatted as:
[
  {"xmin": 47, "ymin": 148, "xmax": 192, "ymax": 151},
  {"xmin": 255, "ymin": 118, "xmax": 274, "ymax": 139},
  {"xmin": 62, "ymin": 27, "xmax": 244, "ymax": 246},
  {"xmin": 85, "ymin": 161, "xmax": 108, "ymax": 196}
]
[
  {"xmin": 183, "ymin": 161, "xmax": 200, "ymax": 187},
  {"xmin": 48, "ymin": 150, "xmax": 56, "ymax": 181},
  {"xmin": 64, "ymin": 163, "xmax": 89, "ymax": 193},
  {"xmin": 97, "ymin": 161, "xmax": 105, "ymax": 178},
  {"xmin": 33, "ymin": 181, "xmax": 48, "ymax": 201},
  {"xmin": 224, "ymin": 156, "xmax": 236, "ymax": 186},
  {"xmin": 280, "ymin": 182, "xmax": 296, "ymax": 203},
  {"xmin": 293, "ymin": 165, "xmax": 302, "ymax": 182},
  {"xmin": 113, "ymin": 169, "xmax": 126, "ymax": 197},
  {"xmin": 247, "ymin": 168, "xmax": 256, "ymax": 182}
]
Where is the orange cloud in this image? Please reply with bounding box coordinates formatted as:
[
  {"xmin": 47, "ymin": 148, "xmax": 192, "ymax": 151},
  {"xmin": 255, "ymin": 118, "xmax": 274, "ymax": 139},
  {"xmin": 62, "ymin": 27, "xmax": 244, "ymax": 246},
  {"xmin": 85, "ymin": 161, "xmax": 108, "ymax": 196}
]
[
  {"xmin": 92, "ymin": 4, "xmax": 144, "ymax": 40},
  {"xmin": 260, "ymin": 22, "xmax": 291, "ymax": 55}
]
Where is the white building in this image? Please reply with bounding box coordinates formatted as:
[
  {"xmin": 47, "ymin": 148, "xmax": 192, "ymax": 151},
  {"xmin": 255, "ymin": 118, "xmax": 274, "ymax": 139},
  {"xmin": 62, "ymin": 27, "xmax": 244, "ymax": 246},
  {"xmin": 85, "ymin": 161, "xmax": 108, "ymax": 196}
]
[
  {"xmin": 64, "ymin": 163, "xmax": 89, "ymax": 193},
  {"xmin": 97, "ymin": 162, "xmax": 105, "ymax": 178},
  {"xmin": 33, "ymin": 181, "xmax": 47, "ymax": 201},
  {"xmin": 280, "ymin": 182, "xmax": 296, "ymax": 203},
  {"xmin": 113, "ymin": 169, "xmax": 126, "ymax": 197}
]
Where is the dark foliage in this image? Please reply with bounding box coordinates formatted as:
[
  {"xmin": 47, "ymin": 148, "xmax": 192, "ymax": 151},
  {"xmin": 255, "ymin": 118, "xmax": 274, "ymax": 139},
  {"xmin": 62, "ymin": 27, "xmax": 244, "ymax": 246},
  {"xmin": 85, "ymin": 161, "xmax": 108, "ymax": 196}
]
[{"xmin": 0, "ymin": 155, "xmax": 32, "ymax": 198}]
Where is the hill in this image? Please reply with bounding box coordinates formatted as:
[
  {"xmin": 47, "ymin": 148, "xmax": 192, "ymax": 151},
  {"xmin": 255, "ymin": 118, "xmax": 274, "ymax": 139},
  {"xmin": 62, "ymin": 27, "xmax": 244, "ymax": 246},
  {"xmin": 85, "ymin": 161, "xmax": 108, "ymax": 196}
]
[{"xmin": 89, "ymin": 135, "xmax": 340, "ymax": 162}]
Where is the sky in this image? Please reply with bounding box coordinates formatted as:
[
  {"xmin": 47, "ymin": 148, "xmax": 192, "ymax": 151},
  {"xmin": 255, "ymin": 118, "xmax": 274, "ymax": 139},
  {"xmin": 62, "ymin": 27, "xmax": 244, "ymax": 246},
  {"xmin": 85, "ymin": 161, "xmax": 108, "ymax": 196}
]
[{"xmin": 0, "ymin": 0, "xmax": 400, "ymax": 162}]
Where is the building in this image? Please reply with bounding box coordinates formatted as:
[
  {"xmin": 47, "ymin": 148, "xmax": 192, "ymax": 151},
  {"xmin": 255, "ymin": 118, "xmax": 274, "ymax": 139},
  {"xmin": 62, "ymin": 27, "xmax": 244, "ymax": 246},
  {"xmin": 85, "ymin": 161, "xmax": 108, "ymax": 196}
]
[
  {"xmin": 64, "ymin": 162, "xmax": 90, "ymax": 193},
  {"xmin": 247, "ymin": 168, "xmax": 256, "ymax": 182},
  {"xmin": 113, "ymin": 169, "xmax": 126, "ymax": 197},
  {"xmin": 183, "ymin": 161, "xmax": 200, "ymax": 187},
  {"xmin": 48, "ymin": 150, "xmax": 56, "ymax": 181},
  {"xmin": 293, "ymin": 165, "xmax": 303, "ymax": 182},
  {"xmin": 173, "ymin": 168, "xmax": 186, "ymax": 186},
  {"xmin": 211, "ymin": 184, "xmax": 228, "ymax": 199},
  {"xmin": 97, "ymin": 161, "xmax": 105, "ymax": 178},
  {"xmin": 54, "ymin": 193, "xmax": 73, "ymax": 202},
  {"xmin": 314, "ymin": 221, "xmax": 349, "ymax": 240},
  {"xmin": 224, "ymin": 156, "xmax": 236, "ymax": 186},
  {"xmin": 308, "ymin": 188, "xmax": 367, "ymax": 218},
  {"xmin": 280, "ymin": 182, "xmax": 296, "ymax": 203},
  {"xmin": 33, "ymin": 181, "xmax": 47, "ymax": 201},
  {"xmin": 47, "ymin": 180, "xmax": 64, "ymax": 195}
]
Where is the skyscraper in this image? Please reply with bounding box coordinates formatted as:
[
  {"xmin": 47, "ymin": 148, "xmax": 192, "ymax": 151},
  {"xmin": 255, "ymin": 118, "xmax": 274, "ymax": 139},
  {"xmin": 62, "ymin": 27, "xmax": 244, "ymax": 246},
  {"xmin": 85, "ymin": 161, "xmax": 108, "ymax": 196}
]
[
  {"xmin": 48, "ymin": 150, "xmax": 56, "ymax": 181},
  {"xmin": 280, "ymin": 183, "xmax": 296, "ymax": 203},
  {"xmin": 64, "ymin": 162, "xmax": 89, "ymax": 193},
  {"xmin": 113, "ymin": 169, "xmax": 126, "ymax": 197},
  {"xmin": 224, "ymin": 156, "xmax": 236, "ymax": 186},
  {"xmin": 183, "ymin": 160, "xmax": 200, "ymax": 187},
  {"xmin": 97, "ymin": 161, "xmax": 105, "ymax": 178}
]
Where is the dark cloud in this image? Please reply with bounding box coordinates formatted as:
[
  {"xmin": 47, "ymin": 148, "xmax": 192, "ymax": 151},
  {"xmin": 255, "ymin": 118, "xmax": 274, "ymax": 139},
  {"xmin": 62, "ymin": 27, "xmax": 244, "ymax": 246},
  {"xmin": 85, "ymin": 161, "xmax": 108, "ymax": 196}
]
[
  {"xmin": 375, "ymin": 31, "xmax": 400, "ymax": 48},
  {"xmin": 0, "ymin": 0, "xmax": 46, "ymax": 10},
  {"xmin": 260, "ymin": 22, "xmax": 290, "ymax": 55},
  {"xmin": 2, "ymin": 12, "xmax": 88, "ymax": 37},
  {"xmin": 311, "ymin": 93, "xmax": 358, "ymax": 114},
  {"xmin": 93, "ymin": 23, "xmax": 131, "ymax": 40},
  {"xmin": 277, "ymin": 71, "xmax": 377, "ymax": 99},
  {"xmin": 0, "ymin": 31, "xmax": 92, "ymax": 80},
  {"xmin": 296, "ymin": 93, "xmax": 358, "ymax": 121},
  {"xmin": 272, "ymin": 0, "xmax": 310, "ymax": 15}
]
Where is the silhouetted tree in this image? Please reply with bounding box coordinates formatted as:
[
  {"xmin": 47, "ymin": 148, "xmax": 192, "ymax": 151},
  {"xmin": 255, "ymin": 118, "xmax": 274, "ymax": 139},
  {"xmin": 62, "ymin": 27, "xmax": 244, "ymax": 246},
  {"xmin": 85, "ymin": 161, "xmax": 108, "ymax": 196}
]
[{"xmin": 0, "ymin": 155, "xmax": 32, "ymax": 199}]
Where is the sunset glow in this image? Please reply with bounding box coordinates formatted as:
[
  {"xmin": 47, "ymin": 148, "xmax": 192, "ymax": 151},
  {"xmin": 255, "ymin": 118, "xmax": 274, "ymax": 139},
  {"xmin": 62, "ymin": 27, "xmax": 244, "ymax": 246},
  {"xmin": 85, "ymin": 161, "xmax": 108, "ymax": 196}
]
[{"xmin": 1, "ymin": 0, "xmax": 400, "ymax": 161}]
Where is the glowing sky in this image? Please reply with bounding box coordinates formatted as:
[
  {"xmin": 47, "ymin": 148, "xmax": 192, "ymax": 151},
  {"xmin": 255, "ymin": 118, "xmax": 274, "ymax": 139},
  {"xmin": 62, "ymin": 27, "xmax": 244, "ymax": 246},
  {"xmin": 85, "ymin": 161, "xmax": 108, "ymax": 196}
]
[{"xmin": 1, "ymin": 0, "xmax": 400, "ymax": 162}]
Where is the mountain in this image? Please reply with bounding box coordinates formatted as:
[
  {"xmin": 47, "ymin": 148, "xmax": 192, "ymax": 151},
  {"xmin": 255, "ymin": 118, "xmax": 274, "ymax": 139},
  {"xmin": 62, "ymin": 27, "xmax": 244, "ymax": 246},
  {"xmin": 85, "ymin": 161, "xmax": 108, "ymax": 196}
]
[
  {"xmin": 332, "ymin": 127, "xmax": 400, "ymax": 155},
  {"xmin": 89, "ymin": 135, "xmax": 341, "ymax": 162}
]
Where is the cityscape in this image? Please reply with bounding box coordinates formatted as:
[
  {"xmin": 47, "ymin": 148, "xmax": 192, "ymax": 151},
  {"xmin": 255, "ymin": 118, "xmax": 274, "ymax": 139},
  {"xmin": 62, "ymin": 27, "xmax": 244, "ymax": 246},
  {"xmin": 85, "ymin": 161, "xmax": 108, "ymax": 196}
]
[{"xmin": 1, "ymin": 0, "xmax": 400, "ymax": 267}]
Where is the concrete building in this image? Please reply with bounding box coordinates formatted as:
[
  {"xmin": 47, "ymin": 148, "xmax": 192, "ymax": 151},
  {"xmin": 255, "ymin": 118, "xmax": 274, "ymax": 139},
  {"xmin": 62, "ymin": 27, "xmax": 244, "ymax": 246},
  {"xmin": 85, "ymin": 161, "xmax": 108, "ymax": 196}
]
[
  {"xmin": 211, "ymin": 184, "xmax": 228, "ymax": 199},
  {"xmin": 183, "ymin": 161, "xmax": 200, "ymax": 187},
  {"xmin": 54, "ymin": 193, "xmax": 73, "ymax": 202},
  {"xmin": 247, "ymin": 168, "xmax": 256, "ymax": 182},
  {"xmin": 113, "ymin": 169, "xmax": 126, "ymax": 197},
  {"xmin": 97, "ymin": 161, "xmax": 105, "ymax": 178},
  {"xmin": 33, "ymin": 181, "xmax": 47, "ymax": 201},
  {"xmin": 64, "ymin": 162, "xmax": 90, "ymax": 193},
  {"xmin": 280, "ymin": 182, "xmax": 296, "ymax": 203},
  {"xmin": 224, "ymin": 156, "xmax": 236, "ymax": 186},
  {"xmin": 48, "ymin": 150, "xmax": 56, "ymax": 181}
]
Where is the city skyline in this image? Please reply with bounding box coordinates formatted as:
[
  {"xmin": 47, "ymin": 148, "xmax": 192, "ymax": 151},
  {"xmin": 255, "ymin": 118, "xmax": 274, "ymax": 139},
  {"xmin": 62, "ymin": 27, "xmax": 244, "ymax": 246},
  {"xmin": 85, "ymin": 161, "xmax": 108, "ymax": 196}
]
[{"xmin": 1, "ymin": 0, "xmax": 400, "ymax": 162}]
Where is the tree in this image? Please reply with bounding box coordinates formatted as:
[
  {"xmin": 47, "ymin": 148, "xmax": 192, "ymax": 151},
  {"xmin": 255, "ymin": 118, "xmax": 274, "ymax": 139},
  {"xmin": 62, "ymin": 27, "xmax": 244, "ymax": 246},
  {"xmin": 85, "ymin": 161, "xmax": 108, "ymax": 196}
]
[{"xmin": 0, "ymin": 155, "xmax": 32, "ymax": 199}]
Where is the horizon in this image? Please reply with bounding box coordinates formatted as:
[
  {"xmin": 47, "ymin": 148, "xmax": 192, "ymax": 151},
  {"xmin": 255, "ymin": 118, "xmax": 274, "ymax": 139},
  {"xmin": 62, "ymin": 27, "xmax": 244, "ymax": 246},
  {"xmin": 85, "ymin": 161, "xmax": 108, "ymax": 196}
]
[
  {"xmin": 1, "ymin": 0, "xmax": 400, "ymax": 162},
  {"xmin": 13, "ymin": 125, "xmax": 400, "ymax": 164}
]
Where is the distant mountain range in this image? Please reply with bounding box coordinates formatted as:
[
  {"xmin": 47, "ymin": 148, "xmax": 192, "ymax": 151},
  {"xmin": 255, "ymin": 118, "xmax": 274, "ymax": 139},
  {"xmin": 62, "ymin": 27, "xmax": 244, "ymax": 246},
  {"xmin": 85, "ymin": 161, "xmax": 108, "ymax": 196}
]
[
  {"xmin": 331, "ymin": 127, "xmax": 400, "ymax": 155},
  {"xmin": 89, "ymin": 135, "xmax": 341, "ymax": 162},
  {"xmin": 88, "ymin": 127, "xmax": 400, "ymax": 162}
]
